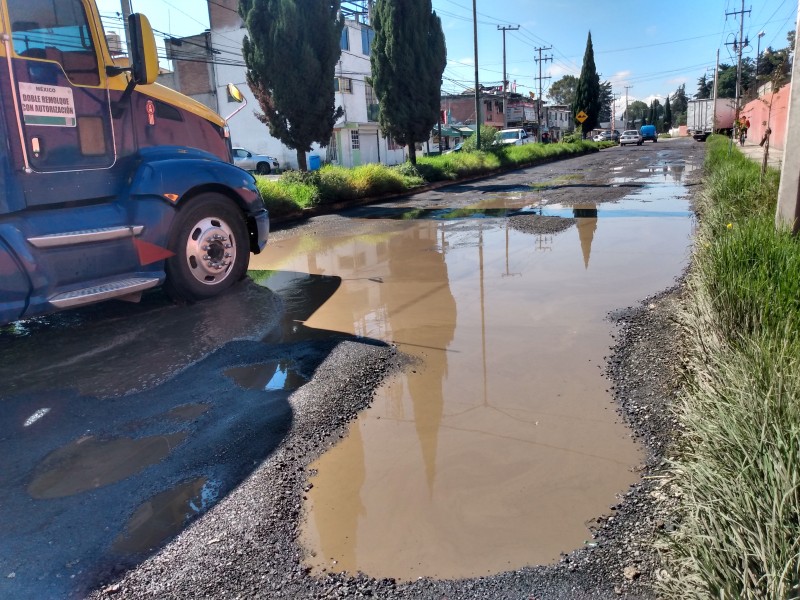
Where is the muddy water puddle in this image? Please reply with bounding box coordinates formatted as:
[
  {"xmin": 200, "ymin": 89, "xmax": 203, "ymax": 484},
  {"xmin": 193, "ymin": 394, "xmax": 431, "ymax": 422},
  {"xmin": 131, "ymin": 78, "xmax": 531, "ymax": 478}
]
[{"xmin": 251, "ymin": 171, "xmax": 694, "ymax": 580}]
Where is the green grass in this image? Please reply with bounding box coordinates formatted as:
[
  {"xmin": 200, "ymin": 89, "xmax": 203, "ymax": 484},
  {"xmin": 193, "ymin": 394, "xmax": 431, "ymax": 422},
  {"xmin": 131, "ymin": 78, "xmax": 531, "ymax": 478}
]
[
  {"xmin": 255, "ymin": 141, "xmax": 602, "ymax": 218},
  {"xmin": 659, "ymin": 135, "xmax": 800, "ymax": 599}
]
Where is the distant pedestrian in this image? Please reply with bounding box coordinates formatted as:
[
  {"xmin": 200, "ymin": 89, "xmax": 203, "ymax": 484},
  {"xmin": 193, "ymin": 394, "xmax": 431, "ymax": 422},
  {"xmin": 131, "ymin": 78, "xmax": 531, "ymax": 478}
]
[{"xmin": 744, "ymin": 118, "xmax": 750, "ymax": 139}]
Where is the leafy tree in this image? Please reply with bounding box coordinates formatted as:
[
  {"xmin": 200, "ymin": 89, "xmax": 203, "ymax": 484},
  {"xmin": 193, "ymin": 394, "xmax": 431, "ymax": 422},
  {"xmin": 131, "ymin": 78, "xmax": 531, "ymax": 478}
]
[
  {"xmin": 671, "ymin": 83, "xmax": 688, "ymax": 126},
  {"xmin": 695, "ymin": 74, "xmax": 712, "ymax": 99},
  {"xmin": 624, "ymin": 100, "xmax": 648, "ymax": 128},
  {"xmin": 371, "ymin": 0, "xmax": 446, "ymax": 165},
  {"xmin": 239, "ymin": 0, "xmax": 344, "ymax": 171},
  {"xmin": 663, "ymin": 96, "xmax": 672, "ymax": 132},
  {"xmin": 547, "ymin": 75, "xmax": 578, "ymax": 106},
  {"xmin": 573, "ymin": 32, "xmax": 601, "ymax": 135}
]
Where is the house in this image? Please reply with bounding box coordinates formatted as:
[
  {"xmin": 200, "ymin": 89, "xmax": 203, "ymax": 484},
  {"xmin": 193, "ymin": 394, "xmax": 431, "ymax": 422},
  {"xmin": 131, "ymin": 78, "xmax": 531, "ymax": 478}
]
[
  {"xmin": 158, "ymin": 0, "xmax": 403, "ymax": 170},
  {"xmin": 544, "ymin": 104, "xmax": 572, "ymax": 141}
]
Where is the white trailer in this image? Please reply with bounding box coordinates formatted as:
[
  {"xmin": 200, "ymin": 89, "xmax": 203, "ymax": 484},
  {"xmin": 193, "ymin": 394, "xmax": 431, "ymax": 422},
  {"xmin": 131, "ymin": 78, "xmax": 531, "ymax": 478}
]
[{"xmin": 687, "ymin": 98, "xmax": 736, "ymax": 141}]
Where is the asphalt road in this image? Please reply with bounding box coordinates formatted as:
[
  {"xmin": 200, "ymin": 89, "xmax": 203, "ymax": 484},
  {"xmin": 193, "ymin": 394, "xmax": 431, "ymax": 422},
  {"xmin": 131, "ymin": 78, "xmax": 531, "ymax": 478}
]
[{"xmin": 0, "ymin": 138, "xmax": 704, "ymax": 600}]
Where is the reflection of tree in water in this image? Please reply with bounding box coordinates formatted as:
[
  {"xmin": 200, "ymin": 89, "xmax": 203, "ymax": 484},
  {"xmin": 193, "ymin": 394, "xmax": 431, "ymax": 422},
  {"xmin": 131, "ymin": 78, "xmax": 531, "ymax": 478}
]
[
  {"xmin": 384, "ymin": 222, "xmax": 457, "ymax": 495},
  {"xmin": 573, "ymin": 204, "xmax": 598, "ymax": 270}
]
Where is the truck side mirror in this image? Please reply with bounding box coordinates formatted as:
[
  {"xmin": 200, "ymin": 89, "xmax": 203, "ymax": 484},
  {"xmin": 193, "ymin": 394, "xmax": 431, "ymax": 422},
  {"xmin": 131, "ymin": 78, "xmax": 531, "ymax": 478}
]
[
  {"xmin": 227, "ymin": 84, "xmax": 244, "ymax": 103},
  {"xmin": 128, "ymin": 14, "xmax": 158, "ymax": 85}
]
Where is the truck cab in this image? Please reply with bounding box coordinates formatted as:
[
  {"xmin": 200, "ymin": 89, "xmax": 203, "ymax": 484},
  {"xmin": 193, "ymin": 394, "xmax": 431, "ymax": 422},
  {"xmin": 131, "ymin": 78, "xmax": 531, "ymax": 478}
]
[{"xmin": 0, "ymin": 0, "xmax": 268, "ymax": 324}]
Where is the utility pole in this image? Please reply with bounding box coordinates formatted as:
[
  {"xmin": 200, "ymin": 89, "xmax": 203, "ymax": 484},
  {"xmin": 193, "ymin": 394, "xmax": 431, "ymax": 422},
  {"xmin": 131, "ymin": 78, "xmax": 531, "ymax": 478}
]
[
  {"xmin": 498, "ymin": 25, "xmax": 519, "ymax": 129},
  {"xmin": 120, "ymin": 0, "xmax": 133, "ymax": 53},
  {"xmin": 776, "ymin": 8, "xmax": 800, "ymax": 232},
  {"xmin": 624, "ymin": 85, "xmax": 633, "ymax": 128},
  {"xmin": 534, "ymin": 46, "xmax": 552, "ymax": 142},
  {"xmin": 611, "ymin": 93, "xmax": 620, "ymax": 134},
  {"xmin": 472, "ymin": 0, "xmax": 480, "ymax": 149},
  {"xmin": 726, "ymin": 0, "xmax": 751, "ymax": 129}
]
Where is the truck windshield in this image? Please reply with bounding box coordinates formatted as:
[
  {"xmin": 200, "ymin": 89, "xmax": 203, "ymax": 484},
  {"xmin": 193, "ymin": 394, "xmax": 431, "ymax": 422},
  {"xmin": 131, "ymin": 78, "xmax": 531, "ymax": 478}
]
[{"xmin": 8, "ymin": 0, "xmax": 99, "ymax": 86}]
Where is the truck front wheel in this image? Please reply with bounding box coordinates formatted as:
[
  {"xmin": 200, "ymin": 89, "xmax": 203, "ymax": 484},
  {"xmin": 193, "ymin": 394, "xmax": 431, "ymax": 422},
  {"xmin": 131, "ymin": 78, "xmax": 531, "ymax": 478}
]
[{"xmin": 164, "ymin": 193, "xmax": 249, "ymax": 302}]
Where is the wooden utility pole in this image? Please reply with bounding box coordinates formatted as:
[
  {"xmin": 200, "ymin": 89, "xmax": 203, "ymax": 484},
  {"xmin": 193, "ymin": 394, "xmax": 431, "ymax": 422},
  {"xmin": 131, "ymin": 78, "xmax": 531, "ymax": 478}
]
[
  {"xmin": 534, "ymin": 46, "xmax": 552, "ymax": 142},
  {"xmin": 498, "ymin": 25, "xmax": 519, "ymax": 129}
]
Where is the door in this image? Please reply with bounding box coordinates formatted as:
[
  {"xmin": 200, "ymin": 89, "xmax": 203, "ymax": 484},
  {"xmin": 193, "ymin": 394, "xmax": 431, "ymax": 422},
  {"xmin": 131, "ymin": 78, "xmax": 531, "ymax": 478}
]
[{"xmin": 4, "ymin": 0, "xmax": 114, "ymax": 179}]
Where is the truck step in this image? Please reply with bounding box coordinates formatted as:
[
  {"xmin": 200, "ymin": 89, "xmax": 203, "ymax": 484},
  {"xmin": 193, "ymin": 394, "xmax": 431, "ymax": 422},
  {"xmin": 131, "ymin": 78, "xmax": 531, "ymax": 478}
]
[
  {"xmin": 28, "ymin": 226, "xmax": 144, "ymax": 248},
  {"xmin": 49, "ymin": 277, "xmax": 160, "ymax": 308}
]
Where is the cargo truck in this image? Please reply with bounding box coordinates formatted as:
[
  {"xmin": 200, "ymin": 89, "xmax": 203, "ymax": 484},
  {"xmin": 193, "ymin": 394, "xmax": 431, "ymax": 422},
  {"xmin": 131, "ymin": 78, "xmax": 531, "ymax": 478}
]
[
  {"xmin": 0, "ymin": 0, "xmax": 269, "ymax": 325},
  {"xmin": 686, "ymin": 98, "xmax": 736, "ymax": 141}
]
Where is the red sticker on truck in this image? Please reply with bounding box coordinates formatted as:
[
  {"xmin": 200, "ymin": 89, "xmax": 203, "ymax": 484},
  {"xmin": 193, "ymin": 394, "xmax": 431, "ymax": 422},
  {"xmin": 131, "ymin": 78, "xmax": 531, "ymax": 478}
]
[{"xmin": 19, "ymin": 82, "xmax": 76, "ymax": 127}]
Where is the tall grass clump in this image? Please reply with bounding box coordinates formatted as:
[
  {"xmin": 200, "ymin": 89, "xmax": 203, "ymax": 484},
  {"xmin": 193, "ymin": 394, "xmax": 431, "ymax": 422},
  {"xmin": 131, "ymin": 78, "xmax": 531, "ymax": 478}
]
[{"xmin": 659, "ymin": 134, "xmax": 800, "ymax": 599}]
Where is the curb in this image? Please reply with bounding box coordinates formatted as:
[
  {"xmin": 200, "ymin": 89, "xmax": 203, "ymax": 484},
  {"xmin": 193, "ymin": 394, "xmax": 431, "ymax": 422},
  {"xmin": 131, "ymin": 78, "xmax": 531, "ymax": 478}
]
[{"xmin": 268, "ymin": 147, "xmax": 601, "ymax": 227}]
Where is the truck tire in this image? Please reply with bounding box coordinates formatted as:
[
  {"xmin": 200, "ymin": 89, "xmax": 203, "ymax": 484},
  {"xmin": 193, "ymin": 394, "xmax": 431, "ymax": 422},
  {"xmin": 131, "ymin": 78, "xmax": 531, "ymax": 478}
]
[
  {"xmin": 164, "ymin": 193, "xmax": 250, "ymax": 303},
  {"xmin": 256, "ymin": 162, "xmax": 271, "ymax": 175}
]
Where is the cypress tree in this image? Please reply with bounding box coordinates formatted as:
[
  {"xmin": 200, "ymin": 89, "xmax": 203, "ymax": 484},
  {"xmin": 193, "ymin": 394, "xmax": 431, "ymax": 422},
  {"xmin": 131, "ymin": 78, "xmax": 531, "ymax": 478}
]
[
  {"xmin": 663, "ymin": 97, "xmax": 672, "ymax": 132},
  {"xmin": 239, "ymin": 0, "xmax": 343, "ymax": 171},
  {"xmin": 371, "ymin": 0, "xmax": 446, "ymax": 165},
  {"xmin": 573, "ymin": 31, "xmax": 601, "ymax": 135}
]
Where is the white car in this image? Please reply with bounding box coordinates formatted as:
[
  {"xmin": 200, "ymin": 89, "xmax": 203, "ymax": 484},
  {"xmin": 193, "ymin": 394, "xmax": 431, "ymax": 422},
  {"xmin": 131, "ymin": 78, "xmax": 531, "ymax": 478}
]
[
  {"xmin": 619, "ymin": 130, "xmax": 643, "ymax": 146},
  {"xmin": 232, "ymin": 147, "xmax": 280, "ymax": 174},
  {"xmin": 496, "ymin": 128, "xmax": 533, "ymax": 145}
]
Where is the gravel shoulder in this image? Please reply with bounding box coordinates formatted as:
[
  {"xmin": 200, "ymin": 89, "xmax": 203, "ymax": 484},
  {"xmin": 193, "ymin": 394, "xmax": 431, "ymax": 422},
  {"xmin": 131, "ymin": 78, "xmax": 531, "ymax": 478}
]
[{"xmin": 90, "ymin": 142, "xmax": 700, "ymax": 600}]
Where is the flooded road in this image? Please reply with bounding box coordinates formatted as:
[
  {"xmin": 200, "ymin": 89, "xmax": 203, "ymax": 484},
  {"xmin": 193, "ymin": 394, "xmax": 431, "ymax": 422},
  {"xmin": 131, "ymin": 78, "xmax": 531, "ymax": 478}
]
[{"xmin": 252, "ymin": 147, "xmax": 699, "ymax": 580}]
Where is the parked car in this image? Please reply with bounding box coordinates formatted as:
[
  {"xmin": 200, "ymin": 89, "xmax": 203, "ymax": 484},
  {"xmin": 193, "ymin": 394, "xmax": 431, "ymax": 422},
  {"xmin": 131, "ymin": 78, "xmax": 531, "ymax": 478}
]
[
  {"xmin": 639, "ymin": 124, "xmax": 658, "ymax": 143},
  {"xmin": 619, "ymin": 130, "xmax": 643, "ymax": 146},
  {"xmin": 592, "ymin": 130, "xmax": 620, "ymax": 142},
  {"xmin": 496, "ymin": 128, "xmax": 533, "ymax": 145},
  {"xmin": 232, "ymin": 147, "xmax": 280, "ymax": 174}
]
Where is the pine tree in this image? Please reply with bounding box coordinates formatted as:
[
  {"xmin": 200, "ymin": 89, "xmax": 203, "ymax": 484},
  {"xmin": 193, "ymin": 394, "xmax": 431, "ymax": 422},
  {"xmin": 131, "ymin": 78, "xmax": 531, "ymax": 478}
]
[
  {"xmin": 371, "ymin": 0, "xmax": 446, "ymax": 165},
  {"xmin": 663, "ymin": 97, "xmax": 672, "ymax": 132},
  {"xmin": 239, "ymin": 0, "xmax": 343, "ymax": 171},
  {"xmin": 573, "ymin": 32, "xmax": 601, "ymax": 135}
]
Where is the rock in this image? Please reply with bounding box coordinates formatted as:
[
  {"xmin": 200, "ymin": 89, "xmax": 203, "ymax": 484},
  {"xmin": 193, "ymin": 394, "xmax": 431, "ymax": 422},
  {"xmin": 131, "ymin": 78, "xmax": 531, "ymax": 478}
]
[{"xmin": 623, "ymin": 565, "xmax": 640, "ymax": 580}]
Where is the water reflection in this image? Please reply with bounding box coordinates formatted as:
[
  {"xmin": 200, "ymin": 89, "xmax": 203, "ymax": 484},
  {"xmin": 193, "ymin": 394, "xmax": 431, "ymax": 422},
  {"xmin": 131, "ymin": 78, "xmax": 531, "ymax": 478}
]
[{"xmin": 253, "ymin": 180, "xmax": 694, "ymax": 579}]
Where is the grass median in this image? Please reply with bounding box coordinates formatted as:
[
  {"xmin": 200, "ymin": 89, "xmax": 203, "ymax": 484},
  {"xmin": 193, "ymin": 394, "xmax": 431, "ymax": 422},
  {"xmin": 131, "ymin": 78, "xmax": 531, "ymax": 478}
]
[
  {"xmin": 659, "ymin": 135, "xmax": 800, "ymax": 599},
  {"xmin": 255, "ymin": 140, "xmax": 609, "ymax": 219}
]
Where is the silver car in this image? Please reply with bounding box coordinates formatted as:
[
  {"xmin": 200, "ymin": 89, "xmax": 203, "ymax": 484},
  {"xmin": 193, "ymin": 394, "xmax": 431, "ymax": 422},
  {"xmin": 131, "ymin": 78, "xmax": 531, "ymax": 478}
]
[
  {"xmin": 232, "ymin": 147, "xmax": 280, "ymax": 174},
  {"xmin": 619, "ymin": 130, "xmax": 643, "ymax": 146}
]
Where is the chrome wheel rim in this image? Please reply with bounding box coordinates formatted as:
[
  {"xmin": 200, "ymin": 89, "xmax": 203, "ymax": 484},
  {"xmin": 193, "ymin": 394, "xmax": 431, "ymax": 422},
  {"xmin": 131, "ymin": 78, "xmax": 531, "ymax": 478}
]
[{"xmin": 184, "ymin": 216, "xmax": 237, "ymax": 285}]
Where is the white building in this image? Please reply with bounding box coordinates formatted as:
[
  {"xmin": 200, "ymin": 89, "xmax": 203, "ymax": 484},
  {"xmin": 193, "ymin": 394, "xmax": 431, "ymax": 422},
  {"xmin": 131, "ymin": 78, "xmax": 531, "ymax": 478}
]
[{"xmin": 160, "ymin": 0, "xmax": 403, "ymax": 170}]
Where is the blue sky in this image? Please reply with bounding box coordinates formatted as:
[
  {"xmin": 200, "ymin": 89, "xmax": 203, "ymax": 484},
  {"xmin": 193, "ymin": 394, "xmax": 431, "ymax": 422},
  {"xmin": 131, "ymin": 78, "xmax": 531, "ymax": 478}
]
[{"xmin": 96, "ymin": 0, "xmax": 797, "ymax": 109}]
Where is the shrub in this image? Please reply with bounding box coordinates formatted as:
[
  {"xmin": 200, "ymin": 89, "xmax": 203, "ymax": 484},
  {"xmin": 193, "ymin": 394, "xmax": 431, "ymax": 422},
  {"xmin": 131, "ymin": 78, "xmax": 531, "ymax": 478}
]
[{"xmin": 461, "ymin": 125, "xmax": 498, "ymax": 152}]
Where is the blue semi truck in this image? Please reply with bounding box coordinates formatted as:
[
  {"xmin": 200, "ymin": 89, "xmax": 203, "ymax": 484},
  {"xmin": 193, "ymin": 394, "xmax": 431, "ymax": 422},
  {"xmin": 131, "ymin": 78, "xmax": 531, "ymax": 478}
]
[{"xmin": 0, "ymin": 0, "xmax": 268, "ymax": 325}]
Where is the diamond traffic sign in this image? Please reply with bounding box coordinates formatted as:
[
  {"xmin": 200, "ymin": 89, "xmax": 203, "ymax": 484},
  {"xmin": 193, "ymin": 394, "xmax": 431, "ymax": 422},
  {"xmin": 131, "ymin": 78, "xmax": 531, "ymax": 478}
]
[{"xmin": 575, "ymin": 111, "xmax": 588, "ymax": 123}]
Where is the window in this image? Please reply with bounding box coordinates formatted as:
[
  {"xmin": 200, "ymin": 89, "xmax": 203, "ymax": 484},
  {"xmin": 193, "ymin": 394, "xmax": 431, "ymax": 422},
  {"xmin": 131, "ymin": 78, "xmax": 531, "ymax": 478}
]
[
  {"xmin": 9, "ymin": 0, "xmax": 100, "ymax": 86},
  {"xmin": 351, "ymin": 130, "xmax": 360, "ymax": 149},
  {"xmin": 334, "ymin": 77, "xmax": 353, "ymax": 93},
  {"xmin": 361, "ymin": 27, "xmax": 375, "ymax": 54},
  {"xmin": 340, "ymin": 26, "xmax": 350, "ymax": 51}
]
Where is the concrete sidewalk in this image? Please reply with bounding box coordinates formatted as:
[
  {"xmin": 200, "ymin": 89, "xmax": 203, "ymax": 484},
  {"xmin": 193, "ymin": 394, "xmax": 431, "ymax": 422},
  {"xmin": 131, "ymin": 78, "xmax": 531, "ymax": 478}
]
[{"xmin": 737, "ymin": 137, "xmax": 784, "ymax": 170}]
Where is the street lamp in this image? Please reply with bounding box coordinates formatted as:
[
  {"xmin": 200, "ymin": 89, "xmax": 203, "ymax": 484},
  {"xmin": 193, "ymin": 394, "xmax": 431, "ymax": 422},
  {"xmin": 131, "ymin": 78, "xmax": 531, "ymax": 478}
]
[{"xmin": 756, "ymin": 31, "xmax": 765, "ymax": 93}]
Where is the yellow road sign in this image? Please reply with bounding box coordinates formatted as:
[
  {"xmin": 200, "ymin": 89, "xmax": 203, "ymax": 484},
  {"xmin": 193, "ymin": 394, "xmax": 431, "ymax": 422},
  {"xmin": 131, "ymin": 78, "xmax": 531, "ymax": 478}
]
[{"xmin": 576, "ymin": 111, "xmax": 588, "ymax": 123}]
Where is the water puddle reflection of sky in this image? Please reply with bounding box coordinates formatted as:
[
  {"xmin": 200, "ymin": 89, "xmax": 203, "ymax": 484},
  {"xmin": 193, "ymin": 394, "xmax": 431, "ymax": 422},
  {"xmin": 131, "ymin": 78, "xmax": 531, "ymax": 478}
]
[{"xmin": 250, "ymin": 166, "xmax": 696, "ymax": 580}]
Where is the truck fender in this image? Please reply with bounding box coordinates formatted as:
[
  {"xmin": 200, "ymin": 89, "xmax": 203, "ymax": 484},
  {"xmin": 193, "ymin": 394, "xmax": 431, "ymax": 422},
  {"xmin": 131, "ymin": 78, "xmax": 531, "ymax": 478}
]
[
  {"xmin": 129, "ymin": 150, "xmax": 263, "ymax": 213},
  {"xmin": 126, "ymin": 148, "xmax": 268, "ymax": 254}
]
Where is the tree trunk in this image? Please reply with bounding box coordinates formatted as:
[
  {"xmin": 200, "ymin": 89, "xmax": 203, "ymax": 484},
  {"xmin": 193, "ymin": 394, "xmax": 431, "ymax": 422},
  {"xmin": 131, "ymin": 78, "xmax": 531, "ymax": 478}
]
[
  {"xmin": 296, "ymin": 149, "xmax": 308, "ymax": 172},
  {"xmin": 408, "ymin": 144, "xmax": 417, "ymax": 165}
]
